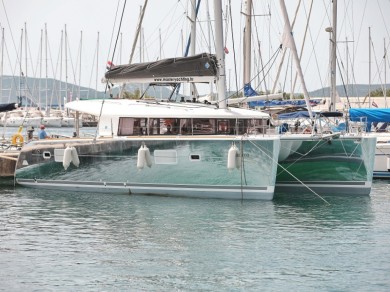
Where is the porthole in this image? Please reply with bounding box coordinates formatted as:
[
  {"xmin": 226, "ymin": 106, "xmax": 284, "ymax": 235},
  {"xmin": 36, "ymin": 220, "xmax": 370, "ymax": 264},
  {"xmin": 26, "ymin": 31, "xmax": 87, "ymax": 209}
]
[
  {"xmin": 42, "ymin": 151, "xmax": 51, "ymax": 159},
  {"xmin": 189, "ymin": 154, "xmax": 201, "ymax": 161}
]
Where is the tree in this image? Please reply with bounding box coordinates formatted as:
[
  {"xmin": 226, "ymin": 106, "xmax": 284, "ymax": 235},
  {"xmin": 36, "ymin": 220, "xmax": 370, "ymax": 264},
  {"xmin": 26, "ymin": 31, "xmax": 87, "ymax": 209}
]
[{"xmin": 369, "ymin": 88, "xmax": 390, "ymax": 97}]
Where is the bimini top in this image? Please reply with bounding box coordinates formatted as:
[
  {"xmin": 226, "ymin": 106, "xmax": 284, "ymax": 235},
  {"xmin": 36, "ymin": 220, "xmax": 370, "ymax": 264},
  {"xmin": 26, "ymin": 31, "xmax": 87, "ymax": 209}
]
[
  {"xmin": 66, "ymin": 99, "xmax": 270, "ymax": 120},
  {"xmin": 105, "ymin": 53, "xmax": 218, "ymax": 84}
]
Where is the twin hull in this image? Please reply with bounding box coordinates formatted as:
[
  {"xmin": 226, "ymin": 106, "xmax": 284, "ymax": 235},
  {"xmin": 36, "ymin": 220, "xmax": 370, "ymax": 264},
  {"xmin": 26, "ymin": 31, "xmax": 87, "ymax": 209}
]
[{"xmin": 276, "ymin": 135, "xmax": 376, "ymax": 195}]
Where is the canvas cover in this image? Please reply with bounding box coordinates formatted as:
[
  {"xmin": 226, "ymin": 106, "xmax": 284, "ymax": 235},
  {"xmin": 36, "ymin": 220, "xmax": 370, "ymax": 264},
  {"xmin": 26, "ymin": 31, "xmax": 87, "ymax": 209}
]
[
  {"xmin": 349, "ymin": 108, "xmax": 390, "ymax": 131},
  {"xmin": 105, "ymin": 53, "xmax": 218, "ymax": 84},
  {"xmin": 0, "ymin": 103, "xmax": 17, "ymax": 113}
]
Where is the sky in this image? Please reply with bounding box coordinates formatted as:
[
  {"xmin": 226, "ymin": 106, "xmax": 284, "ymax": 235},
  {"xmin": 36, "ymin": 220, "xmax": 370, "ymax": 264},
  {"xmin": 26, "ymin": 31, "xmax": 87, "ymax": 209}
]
[{"xmin": 1, "ymin": 0, "xmax": 390, "ymax": 98}]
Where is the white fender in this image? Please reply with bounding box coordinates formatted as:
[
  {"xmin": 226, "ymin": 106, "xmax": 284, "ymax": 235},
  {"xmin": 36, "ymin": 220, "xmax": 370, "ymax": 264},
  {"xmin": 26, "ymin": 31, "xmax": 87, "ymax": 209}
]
[
  {"xmin": 144, "ymin": 145, "xmax": 153, "ymax": 167},
  {"xmin": 137, "ymin": 145, "xmax": 146, "ymax": 170},
  {"xmin": 71, "ymin": 147, "xmax": 80, "ymax": 167},
  {"xmin": 227, "ymin": 144, "xmax": 238, "ymax": 170},
  {"xmin": 63, "ymin": 147, "xmax": 72, "ymax": 170}
]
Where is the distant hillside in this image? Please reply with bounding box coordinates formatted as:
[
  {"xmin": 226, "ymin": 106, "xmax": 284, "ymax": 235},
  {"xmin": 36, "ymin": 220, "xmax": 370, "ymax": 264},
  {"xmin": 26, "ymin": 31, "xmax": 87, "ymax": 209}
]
[
  {"xmin": 2, "ymin": 75, "xmax": 388, "ymax": 105},
  {"xmin": 0, "ymin": 75, "xmax": 172, "ymax": 106},
  {"xmin": 309, "ymin": 84, "xmax": 390, "ymax": 97}
]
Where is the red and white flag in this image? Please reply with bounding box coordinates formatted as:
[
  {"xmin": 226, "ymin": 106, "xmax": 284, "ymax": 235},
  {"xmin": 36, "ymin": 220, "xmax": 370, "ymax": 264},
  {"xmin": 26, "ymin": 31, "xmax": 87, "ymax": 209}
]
[{"xmin": 106, "ymin": 61, "xmax": 115, "ymax": 70}]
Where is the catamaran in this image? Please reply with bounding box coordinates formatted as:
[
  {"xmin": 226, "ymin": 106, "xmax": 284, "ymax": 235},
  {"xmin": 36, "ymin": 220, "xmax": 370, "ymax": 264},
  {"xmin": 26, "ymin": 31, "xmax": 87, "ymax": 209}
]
[{"xmin": 15, "ymin": 0, "xmax": 281, "ymax": 200}]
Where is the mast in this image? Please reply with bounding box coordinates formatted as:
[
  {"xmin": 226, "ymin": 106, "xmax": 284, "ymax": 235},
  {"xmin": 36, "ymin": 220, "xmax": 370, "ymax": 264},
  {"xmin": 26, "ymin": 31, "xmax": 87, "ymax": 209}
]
[
  {"xmin": 79, "ymin": 30, "xmax": 82, "ymax": 100},
  {"xmin": 206, "ymin": 0, "xmax": 214, "ymax": 97},
  {"xmin": 1, "ymin": 28, "xmax": 4, "ymax": 102},
  {"xmin": 59, "ymin": 30, "xmax": 63, "ymax": 111},
  {"xmin": 65, "ymin": 24, "xmax": 68, "ymax": 106},
  {"xmin": 24, "ymin": 23, "xmax": 28, "ymax": 107},
  {"xmin": 45, "ymin": 23, "xmax": 48, "ymax": 112},
  {"xmin": 243, "ymin": 0, "xmax": 252, "ymax": 90},
  {"xmin": 385, "ymin": 38, "xmax": 387, "ymax": 108},
  {"xmin": 19, "ymin": 28, "xmax": 23, "ymax": 107},
  {"xmin": 279, "ymin": 0, "xmax": 313, "ymax": 118},
  {"xmin": 369, "ymin": 26, "xmax": 371, "ymax": 108},
  {"xmin": 213, "ymin": 0, "xmax": 227, "ymax": 109},
  {"xmin": 329, "ymin": 0, "xmax": 337, "ymax": 112},
  {"xmin": 39, "ymin": 29, "xmax": 42, "ymax": 109},
  {"xmin": 95, "ymin": 32, "xmax": 99, "ymax": 99},
  {"xmin": 190, "ymin": 0, "xmax": 196, "ymax": 100}
]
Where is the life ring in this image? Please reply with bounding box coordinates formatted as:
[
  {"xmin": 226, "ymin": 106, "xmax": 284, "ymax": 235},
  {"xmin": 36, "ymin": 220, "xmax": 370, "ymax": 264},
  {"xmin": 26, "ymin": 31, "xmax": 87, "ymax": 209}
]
[{"xmin": 11, "ymin": 133, "xmax": 24, "ymax": 145}]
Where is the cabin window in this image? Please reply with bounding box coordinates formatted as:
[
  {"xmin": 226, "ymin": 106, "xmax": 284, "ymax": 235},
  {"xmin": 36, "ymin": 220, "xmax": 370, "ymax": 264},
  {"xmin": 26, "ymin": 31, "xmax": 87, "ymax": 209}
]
[
  {"xmin": 118, "ymin": 118, "xmax": 147, "ymax": 136},
  {"xmin": 163, "ymin": 118, "xmax": 180, "ymax": 135},
  {"xmin": 193, "ymin": 119, "xmax": 216, "ymax": 134},
  {"xmin": 180, "ymin": 118, "xmax": 191, "ymax": 135},
  {"xmin": 217, "ymin": 120, "xmax": 231, "ymax": 134},
  {"xmin": 236, "ymin": 119, "xmax": 248, "ymax": 135},
  {"xmin": 235, "ymin": 119, "xmax": 266, "ymax": 134},
  {"xmin": 118, "ymin": 117, "xmax": 135, "ymax": 135},
  {"xmin": 248, "ymin": 119, "xmax": 267, "ymax": 134},
  {"xmin": 149, "ymin": 118, "xmax": 161, "ymax": 135}
]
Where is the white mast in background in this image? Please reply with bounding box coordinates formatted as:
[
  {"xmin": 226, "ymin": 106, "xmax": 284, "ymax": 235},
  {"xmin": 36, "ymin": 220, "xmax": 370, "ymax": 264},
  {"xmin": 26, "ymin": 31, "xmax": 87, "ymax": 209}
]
[{"xmin": 213, "ymin": 0, "xmax": 227, "ymax": 109}]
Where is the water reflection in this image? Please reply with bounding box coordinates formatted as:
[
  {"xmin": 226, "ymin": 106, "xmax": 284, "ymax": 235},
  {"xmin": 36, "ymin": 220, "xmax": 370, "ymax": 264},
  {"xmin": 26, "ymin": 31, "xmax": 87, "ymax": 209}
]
[
  {"xmin": 0, "ymin": 181, "xmax": 389, "ymax": 290},
  {"xmin": 273, "ymin": 191, "xmax": 374, "ymax": 229}
]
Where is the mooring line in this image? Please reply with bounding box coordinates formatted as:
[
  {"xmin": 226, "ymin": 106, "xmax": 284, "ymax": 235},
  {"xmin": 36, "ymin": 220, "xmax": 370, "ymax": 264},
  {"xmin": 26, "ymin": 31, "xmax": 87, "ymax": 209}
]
[{"xmin": 247, "ymin": 138, "xmax": 330, "ymax": 205}]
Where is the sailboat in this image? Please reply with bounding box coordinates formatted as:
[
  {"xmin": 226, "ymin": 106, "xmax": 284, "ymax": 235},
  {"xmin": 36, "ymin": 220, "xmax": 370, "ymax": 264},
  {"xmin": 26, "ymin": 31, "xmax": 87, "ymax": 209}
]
[
  {"xmin": 14, "ymin": 0, "xmax": 281, "ymax": 200},
  {"xmin": 240, "ymin": 0, "xmax": 376, "ymax": 195}
]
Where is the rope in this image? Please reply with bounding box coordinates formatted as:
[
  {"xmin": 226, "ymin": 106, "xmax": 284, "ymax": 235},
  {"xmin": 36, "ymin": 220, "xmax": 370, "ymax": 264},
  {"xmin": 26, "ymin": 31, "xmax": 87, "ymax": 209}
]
[
  {"xmin": 219, "ymin": 47, "xmax": 282, "ymax": 104},
  {"xmin": 247, "ymin": 138, "xmax": 330, "ymax": 205}
]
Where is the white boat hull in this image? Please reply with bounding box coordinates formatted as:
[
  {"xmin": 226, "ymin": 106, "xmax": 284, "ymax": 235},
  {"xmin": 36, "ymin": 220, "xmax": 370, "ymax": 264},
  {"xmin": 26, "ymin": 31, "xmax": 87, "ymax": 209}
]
[{"xmin": 15, "ymin": 136, "xmax": 280, "ymax": 200}]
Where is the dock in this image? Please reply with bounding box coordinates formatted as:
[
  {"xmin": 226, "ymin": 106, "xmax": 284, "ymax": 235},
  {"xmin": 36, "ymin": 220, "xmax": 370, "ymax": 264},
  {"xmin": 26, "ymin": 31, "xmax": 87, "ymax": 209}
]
[{"xmin": 0, "ymin": 152, "xmax": 19, "ymax": 177}]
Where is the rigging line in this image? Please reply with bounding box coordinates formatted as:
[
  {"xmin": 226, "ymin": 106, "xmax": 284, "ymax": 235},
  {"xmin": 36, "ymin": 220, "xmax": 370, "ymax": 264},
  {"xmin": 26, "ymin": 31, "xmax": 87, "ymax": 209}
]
[
  {"xmin": 248, "ymin": 46, "xmax": 281, "ymax": 97},
  {"xmin": 222, "ymin": 46, "xmax": 281, "ymax": 103},
  {"xmin": 105, "ymin": 0, "xmax": 127, "ymax": 95},
  {"xmin": 93, "ymin": 2, "xmax": 126, "ymax": 142},
  {"xmin": 1, "ymin": 0, "xmax": 21, "ymax": 72},
  {"xmin": 240, "ymin": 135, "xmax": 248, "ymax": 183},
  {"xmin": 302, "ymin": 0, "xmax": 326, "ymax": 95},
  {"xmin": 254, "ymin": 46, "xmax": 281, "ymax": 85},
  {"xmin": 106, "ymin": 0, "xmax": 121, "ymax": 67},
  {"xmin": 277, "ymin": 135, "xmax": 337, "ymax": 176},
  {"xmin": 371, "ymin": 39, "xmax": 387, "ymax": 93},
  {"xmin": 247, "ymin": 138, "xmax": 330, "ymax": 205},
  {"xmin": 352, "ymin": 0, "xmax": 368, "ymax": 66},
  {"xmin": 376, "ymin": 0, "xmax": 390, "ymax": 44},
  {"xmin": 336, "ymin": 57, "xmax": 351, "ymax": 109},
  {"xmin": 251, "ymin": 2, "xmax": 271, "ymax": 94},
  {"xmin": 3, "ymin": 36, "xmax": 22, "ymax": 103}
]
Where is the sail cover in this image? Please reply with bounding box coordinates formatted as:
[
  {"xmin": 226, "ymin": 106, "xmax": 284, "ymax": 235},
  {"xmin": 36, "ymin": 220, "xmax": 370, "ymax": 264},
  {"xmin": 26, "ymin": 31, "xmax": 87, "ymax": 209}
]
[
  {"xmin": 105, "ymin": 53, "xmax": 218, "ymax": 84},
  {"xmin": 0, "ymin": 103, "xmax": 18, "ymax": 113},
  {"xmin": 349, "ymin": 108, "xmax": 390, "ymax": 131}
]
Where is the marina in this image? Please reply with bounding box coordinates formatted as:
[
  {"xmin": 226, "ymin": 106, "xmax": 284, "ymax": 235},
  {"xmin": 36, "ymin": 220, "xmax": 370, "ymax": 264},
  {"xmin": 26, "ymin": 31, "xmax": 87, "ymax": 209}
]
[{"xmin": 0, "ymin": 0, "xmax": 390, "ymax": 290}]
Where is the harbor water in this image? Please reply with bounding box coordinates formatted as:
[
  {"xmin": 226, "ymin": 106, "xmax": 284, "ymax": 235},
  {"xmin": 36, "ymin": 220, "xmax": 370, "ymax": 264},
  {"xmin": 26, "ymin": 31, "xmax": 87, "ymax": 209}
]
[
  {"xmin": 1, "ymin": 127, "xmax": 390, "ymax": 290},
  {"xmin": 0, "ymin": 178, "xmax": 389, "ymax": 291}
]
